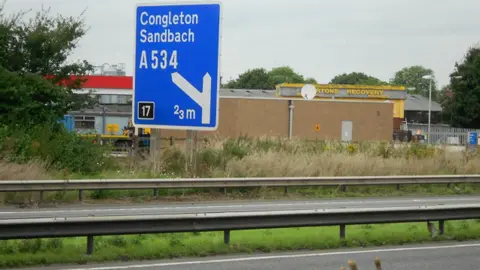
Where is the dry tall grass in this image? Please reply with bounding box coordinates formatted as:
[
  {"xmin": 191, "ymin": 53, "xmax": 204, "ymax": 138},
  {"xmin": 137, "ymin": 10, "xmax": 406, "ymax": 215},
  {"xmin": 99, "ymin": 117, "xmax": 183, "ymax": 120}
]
[
  {"xmin": 0, "ymin": 160, "xmax": 49, "ymax": 205},
  {"xmin": 147, "ymin": 137, "xmax": 480, "ymax": 177},
  {"xmin": 0, "ymin": 160, "xmax": 49, "ymax": 180}
]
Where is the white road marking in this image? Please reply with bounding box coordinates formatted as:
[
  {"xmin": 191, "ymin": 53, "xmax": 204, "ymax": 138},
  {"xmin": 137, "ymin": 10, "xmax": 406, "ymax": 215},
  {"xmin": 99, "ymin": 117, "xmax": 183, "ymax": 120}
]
[
  {"xmin": 61, "ymin": 242, "xmax": 480, "ymax": 270},
  {"xmin": 0, "ymin": 197, "xmax": 477, "ymax": 215}
]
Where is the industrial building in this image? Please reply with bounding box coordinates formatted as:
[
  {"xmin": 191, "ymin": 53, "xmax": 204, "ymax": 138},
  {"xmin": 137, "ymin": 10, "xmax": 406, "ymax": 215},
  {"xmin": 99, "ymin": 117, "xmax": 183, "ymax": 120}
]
[{"xmin": 69, "ymin": 75, "xmax": 435, "ymax": 142}]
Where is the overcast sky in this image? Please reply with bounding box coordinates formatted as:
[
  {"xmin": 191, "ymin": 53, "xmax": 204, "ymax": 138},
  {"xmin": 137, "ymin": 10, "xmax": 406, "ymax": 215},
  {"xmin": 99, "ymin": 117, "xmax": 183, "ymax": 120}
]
[{"xmin": 5, "ymin": 0, "xmax": 480, "ymax": 87}]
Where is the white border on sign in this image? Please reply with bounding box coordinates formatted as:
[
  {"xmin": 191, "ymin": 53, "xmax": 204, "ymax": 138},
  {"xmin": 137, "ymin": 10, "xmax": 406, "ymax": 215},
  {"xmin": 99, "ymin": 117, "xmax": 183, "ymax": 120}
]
[
  {"xmin": 131, "ymin": 0, "xmax": 223, "ymax": 131},
  {"xmin": 136, "ymin": 101, "xmax": 156, "ymax": 120}
]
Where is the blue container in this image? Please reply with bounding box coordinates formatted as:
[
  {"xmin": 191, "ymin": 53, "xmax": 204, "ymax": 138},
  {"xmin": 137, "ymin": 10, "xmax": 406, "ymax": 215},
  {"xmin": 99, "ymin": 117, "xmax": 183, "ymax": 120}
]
[
  {"xmin": 468, "ymin": 131, "xmax": 478, "ymax": 146},
  {"xmin": 59, "ymin": 114, "xmax": 75, "ymax": 132}
]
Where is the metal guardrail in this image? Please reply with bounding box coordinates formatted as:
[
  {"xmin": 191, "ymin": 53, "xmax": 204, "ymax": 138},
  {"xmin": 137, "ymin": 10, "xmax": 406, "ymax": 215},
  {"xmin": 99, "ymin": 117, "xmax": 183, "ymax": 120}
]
[
  {"xmin": 1, "ymin": 175, "xmax": 480, "ymax": 202},
  {"xmin": 1, "ymin": 203, "xmax": 479, "ymax": 255},
  {"xmin": 2, "ymin": 175, "xmax": 480, "ymax": 192}
]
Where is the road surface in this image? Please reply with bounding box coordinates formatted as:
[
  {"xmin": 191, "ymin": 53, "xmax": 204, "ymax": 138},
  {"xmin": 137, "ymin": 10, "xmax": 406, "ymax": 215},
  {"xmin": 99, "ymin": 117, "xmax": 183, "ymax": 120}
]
[
  {"xmin": 18, "ymin": 241, "xmax": 480, "ymax": 270},
  {"xmin": 0, "ymin": 195, "xmax": 479, "ymax": 219}
]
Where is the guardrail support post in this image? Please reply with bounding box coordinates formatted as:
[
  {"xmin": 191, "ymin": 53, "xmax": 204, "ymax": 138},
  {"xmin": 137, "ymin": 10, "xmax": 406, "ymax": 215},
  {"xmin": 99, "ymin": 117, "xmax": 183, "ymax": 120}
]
[
  {"xmin": 339, "ymin": 224, "xmax": 346, "ymax": 239},
  {"xmin": 39, "ymin": 191, "xmax": 44, "ymax": 202},
  {"xmin": 153, "ymin": 189, "xmax": 159, "ymax": 198},
  {"xmin": 223, "ymin": 229, "xmax": 230, "ymax": 245},
  {"xmin": 86, "ymin": 235, "xmax": 94, "ymax": 255},
  {"xmin": 78, "ymin": 190, "xmax": 83, "ymax": 202},
  {"xmin": 284, "ymin": 187, "xmax": 288, "ymax": 195},
  {"xmin": 396, "ymin": 184, "xmax": 401, "ymax": 190},
  {"xmin": 439, "ymin": 220, "xmax": 445, "ymax": 235},
  {"xmin": 341, "ymin": 185, "xmax": 347, "ymax": 192}
]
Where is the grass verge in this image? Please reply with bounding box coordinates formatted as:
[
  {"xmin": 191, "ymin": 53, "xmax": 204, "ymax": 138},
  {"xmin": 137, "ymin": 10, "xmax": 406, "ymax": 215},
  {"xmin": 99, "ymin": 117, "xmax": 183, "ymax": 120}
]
[
  {"xmin": 2, "ymin": 138, "xmax": 480, "ymax": 205},
  {"xmin": 1, "ymin": 220, "xmax": 479, "ymax": 268}
]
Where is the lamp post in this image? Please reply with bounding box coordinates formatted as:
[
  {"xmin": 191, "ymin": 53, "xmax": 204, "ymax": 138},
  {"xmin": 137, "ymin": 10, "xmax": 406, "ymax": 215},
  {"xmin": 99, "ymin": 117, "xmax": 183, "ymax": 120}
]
[{"xmin": 422, "ymin": 75, "xmax": 434, "ymax": 144}]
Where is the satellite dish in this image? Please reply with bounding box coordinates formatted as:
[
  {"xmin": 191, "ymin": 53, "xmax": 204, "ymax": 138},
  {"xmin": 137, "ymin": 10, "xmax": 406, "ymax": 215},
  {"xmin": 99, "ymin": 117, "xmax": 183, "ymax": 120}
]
[{"xmin": 301, "ymin": 84, "xmax": 317, "ymax": 100}]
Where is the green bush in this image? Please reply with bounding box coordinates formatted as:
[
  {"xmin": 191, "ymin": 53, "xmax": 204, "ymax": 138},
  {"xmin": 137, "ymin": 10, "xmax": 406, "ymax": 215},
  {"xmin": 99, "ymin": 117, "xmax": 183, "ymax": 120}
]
[
  {"xmin": 0, "ymin": 123, "xmax": 114, "ymax": 174},
  {"xmin": 161, "ymin": 147, "xmax": 186, "ymax": 175}
]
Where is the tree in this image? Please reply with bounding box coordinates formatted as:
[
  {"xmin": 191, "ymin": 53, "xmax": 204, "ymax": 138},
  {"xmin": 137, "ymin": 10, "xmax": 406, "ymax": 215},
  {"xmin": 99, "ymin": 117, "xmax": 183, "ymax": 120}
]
[
  {"xmin": 0, "ymin": 3, "xmax": 95, "ymax": 126},
  {"xmin": 442, "ymin": 46, "xmax": 480, "ymax": 128},
  {"xmin": 223, "ymin": 68, "xmax": 272, "ymax": 89},
  {"xmin": 304, "ymin": 77, "xmax": 318, "ymax": 84},
  {"xmin": 390, "ymin": 65, "xmax": 439, "ymax": 100},
  {"xmin": 438, "ymin": 84, "xmax": 454, "ymax": 123},
  {"xmin": 224, "ymin": 66, "xmax": 316, "ymax": 89},
  {"xmin": 329, "ymin": 72, "xmax": 387, "ymax": 85},
  {"xmin": 0, "ymin": 67, "xmax": 70, "ymax": 125},
  {"xmin": 268, "ymin": 66, "xmax": 312, "ymax": 85}
]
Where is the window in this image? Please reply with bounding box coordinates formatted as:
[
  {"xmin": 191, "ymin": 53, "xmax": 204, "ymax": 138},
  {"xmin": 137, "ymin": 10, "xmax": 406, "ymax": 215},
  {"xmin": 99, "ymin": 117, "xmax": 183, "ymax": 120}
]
[
  {"xmin": 98, "ymin": 94, "xmax": 130, "ymax": 104},
  {"xmin": 74, "ymin": 116, "xmax": 95, "ymax": 130},
  {"xmin": 117, "ymin": 95, "xmax": 129, "ymax": 104}
]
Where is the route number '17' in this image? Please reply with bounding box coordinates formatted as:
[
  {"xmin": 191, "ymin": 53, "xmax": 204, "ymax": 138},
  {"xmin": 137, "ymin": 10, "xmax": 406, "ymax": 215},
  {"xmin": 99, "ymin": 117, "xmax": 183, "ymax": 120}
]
[
  {"xmin": 138, "ymin": 102, "xmax": 155, "ymax": 120},
  {"xmin": 174, "ymin": 105, "xmax": 196, "ymax": 120},
  {"xmin": 139, "ymin": 50, "xmax": 178, "ymax": 70}
]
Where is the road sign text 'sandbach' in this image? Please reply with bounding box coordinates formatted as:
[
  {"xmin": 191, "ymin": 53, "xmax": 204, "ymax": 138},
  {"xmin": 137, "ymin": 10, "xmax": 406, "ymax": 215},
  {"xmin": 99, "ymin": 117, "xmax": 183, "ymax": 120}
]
[{"xmin": 132, "ymin": 1, "xmax": 222, "ymax": 131}]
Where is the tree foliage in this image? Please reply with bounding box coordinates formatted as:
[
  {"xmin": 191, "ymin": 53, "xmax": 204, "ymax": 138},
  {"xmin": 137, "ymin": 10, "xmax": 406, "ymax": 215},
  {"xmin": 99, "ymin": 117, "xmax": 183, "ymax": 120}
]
[
  {"xmin": 0, "ymin": 67, "xmax": 70, "ymax": 125},
  {"xmin": 268, "ymin": 66, "xmax": 312, "ymax": 85},
  {"xmin": 0, "ymin": 3, "xmax": 95, "ymax": 126},
  {"xmin": 0, "ymin": 2, "xmax": 111, "ymax": 173},
  {"xmin": 223, "ymin": 68, "xmax": 272, "ymax": 89},
  {"xmin": 442, "ymin": 46, "xmax": 480, "ymax": 128},
  {"xmin": 329, "ymin": 72, "xmax": 387, "ymax": 85},
  {"xmin": 224, "ymin": 66, "xmax": 317, "ymax": 89},
  {"xmin": 390, "ymin": 65, "xmax": 439, "ymax": 100}
]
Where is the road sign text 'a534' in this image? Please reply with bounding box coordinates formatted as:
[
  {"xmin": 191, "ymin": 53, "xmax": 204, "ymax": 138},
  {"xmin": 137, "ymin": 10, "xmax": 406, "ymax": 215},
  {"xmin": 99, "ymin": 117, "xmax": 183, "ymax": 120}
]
[{"xmin": 133, "ymin": 1, "xmax": 222, "ymax": 130}]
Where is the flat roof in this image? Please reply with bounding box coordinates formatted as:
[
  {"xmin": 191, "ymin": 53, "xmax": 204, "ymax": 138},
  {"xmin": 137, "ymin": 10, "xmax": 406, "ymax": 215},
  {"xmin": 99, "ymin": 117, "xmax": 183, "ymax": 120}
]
[{"xmin": 404, "ymin": 94, "xmax": 442, "ymax": 112}]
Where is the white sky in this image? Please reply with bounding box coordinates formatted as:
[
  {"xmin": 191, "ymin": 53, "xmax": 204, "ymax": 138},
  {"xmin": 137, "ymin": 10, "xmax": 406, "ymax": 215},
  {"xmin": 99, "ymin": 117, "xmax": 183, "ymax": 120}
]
[{"xmin": 5, "ymin": 0, "xmax": 480, "ymax": 87}]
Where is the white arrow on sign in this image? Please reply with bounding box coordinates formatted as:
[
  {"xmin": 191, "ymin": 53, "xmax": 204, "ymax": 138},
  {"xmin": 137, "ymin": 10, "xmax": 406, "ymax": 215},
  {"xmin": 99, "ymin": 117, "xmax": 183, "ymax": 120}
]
[{"xmin": 171, "ymin": 72, "xmax": 211, "ymax": 125}]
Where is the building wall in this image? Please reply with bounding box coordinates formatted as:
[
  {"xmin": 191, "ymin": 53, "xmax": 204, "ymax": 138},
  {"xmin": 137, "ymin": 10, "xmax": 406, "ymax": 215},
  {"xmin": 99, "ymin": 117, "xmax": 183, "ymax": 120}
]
[
  {"xmin": 104, "ymin": 116, "xmax": 129, "ymax": 135},
  {"xmin": 393, "ymin": 118, "xmax": 404, "ymax": 130},
  {"xmin": 161, "ymin": 98, "xmax": 290, "ymax": 139},
  {"xmin": 292, "ymin": 100, "xmax": 393, "ymax": 141},
  {"xmin": 75, "ymin": 97, "xmax": 394, "ymax": 142},
  {"xmin": 77, "ymin": 115, "xmax": 130, "ymax": 135},
  {"xmin": 161, "ymin": 98, "xmax": 393, "ymax": 142}
]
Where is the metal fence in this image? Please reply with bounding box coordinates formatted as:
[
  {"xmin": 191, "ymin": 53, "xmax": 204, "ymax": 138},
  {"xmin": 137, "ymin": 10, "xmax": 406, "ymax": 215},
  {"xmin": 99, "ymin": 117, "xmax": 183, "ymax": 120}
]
[{"xmin": 406, "ymin": 123, "xmax": 480, "ymax": 145}]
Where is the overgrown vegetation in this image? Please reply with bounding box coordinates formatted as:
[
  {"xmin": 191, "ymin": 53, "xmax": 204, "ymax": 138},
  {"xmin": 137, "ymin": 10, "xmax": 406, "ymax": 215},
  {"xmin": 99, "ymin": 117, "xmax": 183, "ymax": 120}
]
[
  {"xmin": 0, "ymin": 3, "xmax": 113, "ymax": 174},
  {"xmin": 2, "ymin": 137, "xmax": 480, "ymax": 204},
  {"xmin": 154, "ymin": 137, "xmax": 480, "ymax": 178},
  {"xmin": 0, "ymin": 220, "xmax": 479, "ymax": 268},
  {"xmin": 0, "ymin": 124, "xmax": 113, "ymax": 173}
]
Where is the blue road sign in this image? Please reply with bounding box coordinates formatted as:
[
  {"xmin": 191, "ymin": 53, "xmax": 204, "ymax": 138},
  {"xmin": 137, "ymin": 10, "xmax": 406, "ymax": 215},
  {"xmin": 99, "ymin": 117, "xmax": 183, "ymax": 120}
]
[
  {"xmin": 133, "ymin": 1, "xmax": 222, "ymax": 130},
  {"xmin": 468, "ymin": 131, "xmax": 478, "ymax": 146}
]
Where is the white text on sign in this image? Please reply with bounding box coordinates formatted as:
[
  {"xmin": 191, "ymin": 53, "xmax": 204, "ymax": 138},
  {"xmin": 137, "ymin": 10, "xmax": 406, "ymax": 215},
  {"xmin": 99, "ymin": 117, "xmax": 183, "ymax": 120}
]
[
  {"xmin": 173, "ymin": 105, "xmax": 196, "ymax": 120},
  {"xmin": 138, "ymin": 50, "xmax": 178, "ymax": 69},
  {"xmin": 139, "ymin": 11, "xmax": 199, "ymax": 44}
]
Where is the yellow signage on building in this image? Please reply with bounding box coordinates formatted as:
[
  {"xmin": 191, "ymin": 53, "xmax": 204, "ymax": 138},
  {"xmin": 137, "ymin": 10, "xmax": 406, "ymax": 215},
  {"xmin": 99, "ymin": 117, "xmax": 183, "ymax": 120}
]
[
  {"xmin": 276, "ymin": 83, "xmax": 406, "ymax": 119},
  {"xmin": 277, "ymin": 83, "xmax": 405, "ymax": 99},
  {"xmin": 106, "ymin": 123, "xmax": 119, "ymax": 133}
]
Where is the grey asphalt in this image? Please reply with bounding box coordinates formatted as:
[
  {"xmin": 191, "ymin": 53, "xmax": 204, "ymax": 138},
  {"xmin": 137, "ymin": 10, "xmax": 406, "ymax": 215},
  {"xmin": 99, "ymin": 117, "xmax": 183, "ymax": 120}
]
[
  {"xmin": 0, "ymin": 195, "xmax": 479, "ymax": 220},
  {"xmin": 18, "ymin": 241, "xmax": 480, "ymax": 270}
]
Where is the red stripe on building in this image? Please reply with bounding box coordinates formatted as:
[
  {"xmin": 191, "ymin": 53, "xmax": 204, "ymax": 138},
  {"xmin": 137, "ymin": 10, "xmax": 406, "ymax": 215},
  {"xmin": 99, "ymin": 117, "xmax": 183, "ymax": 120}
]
[
  {"xmin": 74, "ymin": 75, "xmax": 133, "ymax": 89},
  {"xmin": 46, "ymin": 75, "xmax": 133, "ymax": 89}
]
